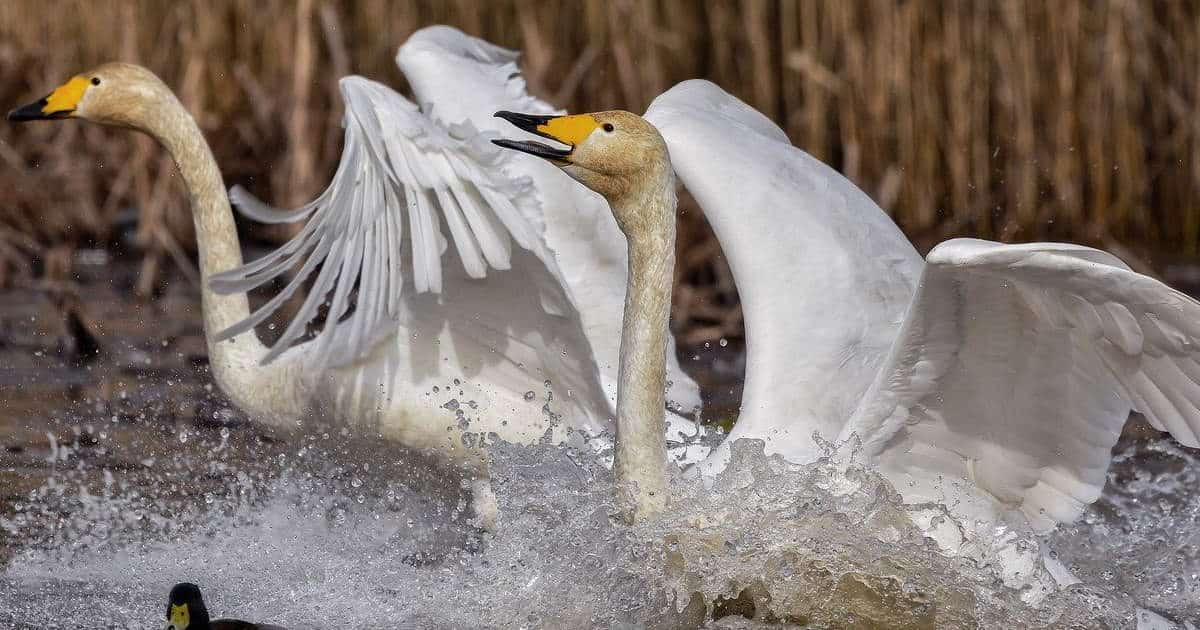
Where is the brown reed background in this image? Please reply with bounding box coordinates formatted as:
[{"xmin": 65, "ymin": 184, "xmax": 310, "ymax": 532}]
[{"xmin": 0, "ymin": 0, "xmax": 1198, "ymax": 345}]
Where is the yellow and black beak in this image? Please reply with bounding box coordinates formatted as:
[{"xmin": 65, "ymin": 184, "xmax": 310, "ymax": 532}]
[
  {"xmin": 492, "ymin": 111, "xmax": 573, "ymax": 161},
  {"xmin": 493, "ymin": 111, "xmax": 602, "ymax": 163},
  {"xmin": 7, "ymin": 96, "xmax": 66, "ymax": 121},
  {"xmin": 8, "ymin": 76, "xmax": 90, "ymax": 122}
]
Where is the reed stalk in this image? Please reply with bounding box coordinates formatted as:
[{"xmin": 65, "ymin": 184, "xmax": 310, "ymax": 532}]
[{"xmin": 0, "ymin": 1, "xmax": 1195, "ymax": 344}]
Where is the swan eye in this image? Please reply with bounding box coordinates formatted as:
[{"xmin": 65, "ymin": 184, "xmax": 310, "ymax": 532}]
[
  {"xmin": 91, "ymin": 77, "xmax": 101, "ymax": 86},
  {"xmin": 603, "ymin": 123, "xmax": 614, "ymax": 133}
]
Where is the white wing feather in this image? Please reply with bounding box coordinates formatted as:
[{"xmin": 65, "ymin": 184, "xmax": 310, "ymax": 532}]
[
  {"xmin": 210, "ymin": 76, "xmax": 539, "ymax": 366},
  {"xmin": 398, "ymin": 26, "xmax": 703, "ymax": 416},
  {"xmin": 647, "ymin": 80, "xmax": 922, "ymax": 464},
  {"xmin": 842, "ymin": 238, "xmax": 1200, "ymax": 531}
]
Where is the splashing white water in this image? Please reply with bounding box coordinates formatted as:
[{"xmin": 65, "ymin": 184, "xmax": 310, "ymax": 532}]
[{"xmin": 1, "ymin": 429, "xmax": 1197, "ymax": 628}]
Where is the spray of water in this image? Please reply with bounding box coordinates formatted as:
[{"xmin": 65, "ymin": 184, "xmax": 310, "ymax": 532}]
[{"xmin": 1, "ymin": 424, "xmax": 1197, "ymax": 628}]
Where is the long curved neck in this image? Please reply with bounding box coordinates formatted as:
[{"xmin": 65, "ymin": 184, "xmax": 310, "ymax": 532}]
[
  {"xmin": 612, "ymin": 169, "xmax": 676, "ymax": 522},
  {"xmin": 142, "ymin": 95, "xmax": 269, "ymax": 376}
]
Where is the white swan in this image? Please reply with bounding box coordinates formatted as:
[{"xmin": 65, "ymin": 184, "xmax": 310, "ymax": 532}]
[
  {"xmin": 6, "ymin": 28, "xmax": 707, "ymax": 527},
  {"xmin": 493, "ymin": 80, "xmax": 1200, "ymax": 538}
]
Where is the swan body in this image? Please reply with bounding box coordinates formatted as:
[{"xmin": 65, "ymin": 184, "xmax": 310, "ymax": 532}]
[
  {"xmin": 210, "ymin": 28, "xmax": 709, "ymax": 476},
  {"xmin": 494, "ymin": 80, "xmax": 1200, "ymax": 543}
]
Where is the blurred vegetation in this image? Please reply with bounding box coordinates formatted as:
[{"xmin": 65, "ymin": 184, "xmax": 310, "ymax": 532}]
[{"xmin": 0, "ymin": 1, "xmax": 1198, "ymax": 345}]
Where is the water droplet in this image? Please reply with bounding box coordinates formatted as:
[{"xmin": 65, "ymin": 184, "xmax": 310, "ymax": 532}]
[
  {"xmin": 524, "ymin": 391, "xmax": 536, "ymax": 401},
  {"xmin": 719, "ymin": 338, "xmax": 728, "ymax": 347},
  {"xmin": 178, "ymin": 430, "xmax": 189, "ymax": 444}
]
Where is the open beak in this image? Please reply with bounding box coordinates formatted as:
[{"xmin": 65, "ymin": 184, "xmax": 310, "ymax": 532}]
[
  {"xmin": 492, "ymin": 111, "xmax": 574, "ymax": 162},
  {"xmin": 8, "ymin": 75, "xmax": 90, "ymax": 122}
]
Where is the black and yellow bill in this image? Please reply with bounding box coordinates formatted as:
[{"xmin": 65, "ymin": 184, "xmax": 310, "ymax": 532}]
[
  {"xmin": 492, "ymin": 110, "xmax": 602, "ymax": 162},
  {"xmin": 8, "ymin": 75, "xmax": 92, "ymax": 121}
]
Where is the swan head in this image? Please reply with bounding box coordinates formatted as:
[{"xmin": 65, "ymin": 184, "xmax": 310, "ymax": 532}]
[
  {"xmin": 8, "ymin": 63, "xmax": 175, "ymax": 131},
  {"xmin": 492, "ymin": 110, "xmax": 672, "ymax": 208}
]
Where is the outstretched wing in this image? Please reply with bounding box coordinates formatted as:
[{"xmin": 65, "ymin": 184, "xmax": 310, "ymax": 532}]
[
  {"xmin": 842, "ymin": 238, "xmax": 1200, "ymax": 531},
  {"xmin": 647, "ymin": 80, "xmax": 922, "ymax": 466},
  {"xmin": 210, "ymin": 76, "xmax": 540, "ymax": 366},
  {"xmin": 398, "ymin": 26, "xmax": 703, "ymax": 415}
]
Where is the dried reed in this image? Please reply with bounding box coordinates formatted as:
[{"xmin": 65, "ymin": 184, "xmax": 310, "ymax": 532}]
[{"xmin": 0, "ymin": 1, "xmax": 1196, "ymax": 344}]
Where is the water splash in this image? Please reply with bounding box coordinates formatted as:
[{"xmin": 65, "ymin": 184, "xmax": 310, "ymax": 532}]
[
  {"xmin": 1048, "ymin": 438, "xmax": 1200, "ymax": 622},
  {"xmin": 1, "ymin": 430, "xmax": 1197, "ymax": 628}
]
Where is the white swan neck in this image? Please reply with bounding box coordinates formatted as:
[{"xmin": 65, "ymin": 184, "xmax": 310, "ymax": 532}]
[
  {"xmin": 613, "ymin": 173, "xmax": 676, "ymax": 522},
  {"xmin": 147, "ymin": 96, "xmax": 269, "ymax": 373}
]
